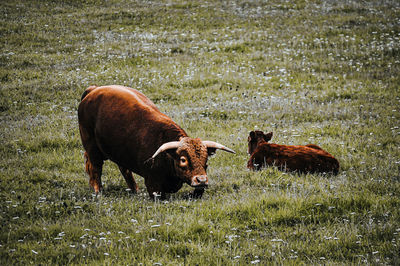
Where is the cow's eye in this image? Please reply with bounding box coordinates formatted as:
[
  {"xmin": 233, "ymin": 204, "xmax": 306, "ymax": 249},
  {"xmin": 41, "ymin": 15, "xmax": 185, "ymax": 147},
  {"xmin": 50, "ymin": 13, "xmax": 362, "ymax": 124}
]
[{"xmin": 180, "ymin": 156, "xmax": 188, "ymax": 166}]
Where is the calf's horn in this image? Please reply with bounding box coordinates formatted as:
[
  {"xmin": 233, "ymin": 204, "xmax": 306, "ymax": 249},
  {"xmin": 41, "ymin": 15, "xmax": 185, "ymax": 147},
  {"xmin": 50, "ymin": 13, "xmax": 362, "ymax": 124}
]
[
  {"xmin": 151, "ymin": 141, "xmax": 181, "ymax": 159},
  {"xmin": 202, "ymin": 141, "xmax": 236, "ymax": 154}
]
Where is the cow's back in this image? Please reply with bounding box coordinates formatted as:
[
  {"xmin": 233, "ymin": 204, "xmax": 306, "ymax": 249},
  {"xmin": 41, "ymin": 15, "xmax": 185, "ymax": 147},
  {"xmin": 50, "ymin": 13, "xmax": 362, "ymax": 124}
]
[
  {"xmin": 78, "ymin": 85, "xmax": 186, "ymax": 174},
  {"xmin": 288, "ymin": 145, "xmax": 339, "ymax": 173}
]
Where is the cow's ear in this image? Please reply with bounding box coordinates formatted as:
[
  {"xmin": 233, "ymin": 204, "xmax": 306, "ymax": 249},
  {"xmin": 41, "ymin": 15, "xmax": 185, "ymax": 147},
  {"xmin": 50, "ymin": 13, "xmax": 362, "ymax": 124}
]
[
  {"xmin": 264, "ymin": 132, "xmax": 273, "ymax": 142},
  {"xmin": 165, "ymin": 149, "xmax": 178, "ymax": 159},
  {"xmin": 207, "ymin": 147, "xmax": 216, "ymax": 157}
]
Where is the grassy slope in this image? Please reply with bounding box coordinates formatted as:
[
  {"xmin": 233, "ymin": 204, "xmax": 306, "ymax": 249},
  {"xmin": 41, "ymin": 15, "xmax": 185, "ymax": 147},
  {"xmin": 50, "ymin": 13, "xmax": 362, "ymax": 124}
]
[{"xmin": 1, "ymin": 0, "xmax": 399, "ymax": 264}]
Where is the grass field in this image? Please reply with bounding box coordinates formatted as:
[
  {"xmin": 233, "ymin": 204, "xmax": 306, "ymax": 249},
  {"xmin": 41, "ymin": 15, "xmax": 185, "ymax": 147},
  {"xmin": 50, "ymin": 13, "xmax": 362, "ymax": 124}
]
[{"xmin": 1, "ymin": 0, "xmax": 400, "ymax": 264}]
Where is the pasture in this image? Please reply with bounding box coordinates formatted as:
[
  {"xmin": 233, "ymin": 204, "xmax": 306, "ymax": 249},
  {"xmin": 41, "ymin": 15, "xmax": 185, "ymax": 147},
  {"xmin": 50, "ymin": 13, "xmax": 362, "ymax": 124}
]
[{"xmin": 1, "ymin": 0, "xmax": 399, "ymax": 264}]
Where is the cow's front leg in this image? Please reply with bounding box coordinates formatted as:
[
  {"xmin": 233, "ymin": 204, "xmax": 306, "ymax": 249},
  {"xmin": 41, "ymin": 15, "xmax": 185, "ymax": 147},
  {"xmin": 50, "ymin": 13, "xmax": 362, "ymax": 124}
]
[
  {"xmin": 191, "ymin": 187, "xmax": 205, "ymax": 199},
  {"xmin": 145, "ymin": 178, "xmax": 167, "ymax": 200},
  {"xmin": 118, "ymin": 165, "xmax": 138, "ymax": 193}
]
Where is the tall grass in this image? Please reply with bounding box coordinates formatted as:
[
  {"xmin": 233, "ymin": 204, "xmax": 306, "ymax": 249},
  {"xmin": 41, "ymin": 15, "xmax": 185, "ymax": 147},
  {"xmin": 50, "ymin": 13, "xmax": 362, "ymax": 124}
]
[{"xmin": 1, "ymin": 0, "xmax": 399, "ymax": 264}]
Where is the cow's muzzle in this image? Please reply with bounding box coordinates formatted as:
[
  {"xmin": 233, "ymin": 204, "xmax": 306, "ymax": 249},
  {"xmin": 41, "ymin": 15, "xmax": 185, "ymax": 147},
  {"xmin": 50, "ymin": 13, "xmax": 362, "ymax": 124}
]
[{"xmin": 191, "ymin": 175, "xmax": 208, "ymax": 187}]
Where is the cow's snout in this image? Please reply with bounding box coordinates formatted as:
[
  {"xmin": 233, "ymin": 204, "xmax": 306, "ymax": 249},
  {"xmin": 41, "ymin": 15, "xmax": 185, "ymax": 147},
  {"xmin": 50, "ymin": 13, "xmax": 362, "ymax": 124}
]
[{"xmin": 191, "ymin": 175, "xmax": 208, "ymax": 187}]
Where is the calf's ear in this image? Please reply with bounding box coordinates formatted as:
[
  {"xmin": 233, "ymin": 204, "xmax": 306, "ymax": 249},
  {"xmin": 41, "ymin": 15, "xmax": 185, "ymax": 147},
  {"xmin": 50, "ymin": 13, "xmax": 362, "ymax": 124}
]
[
  {"xmin": 249, "ymin": 131, "xmax": 256, "ymax": 140},
  {"xmin": 264, "ymin": 132, "xmax": 273, "ymax": 142}
]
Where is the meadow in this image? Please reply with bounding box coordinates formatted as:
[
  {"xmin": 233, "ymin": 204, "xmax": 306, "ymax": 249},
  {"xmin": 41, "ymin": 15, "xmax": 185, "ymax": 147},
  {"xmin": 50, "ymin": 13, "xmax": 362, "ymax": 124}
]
[{"xmin": 1, "ymin": 0, "xmax": 399, "ymax": 264}]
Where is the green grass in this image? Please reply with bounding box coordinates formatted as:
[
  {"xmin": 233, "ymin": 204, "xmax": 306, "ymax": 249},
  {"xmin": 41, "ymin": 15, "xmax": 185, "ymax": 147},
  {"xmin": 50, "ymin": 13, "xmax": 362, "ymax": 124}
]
[{"xmin": 1, "ymin": 0, "xmax": 400, "ymax": 264}]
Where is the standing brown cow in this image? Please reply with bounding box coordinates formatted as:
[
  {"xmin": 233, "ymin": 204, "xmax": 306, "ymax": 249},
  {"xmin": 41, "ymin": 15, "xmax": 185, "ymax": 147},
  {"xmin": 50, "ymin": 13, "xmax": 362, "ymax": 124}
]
[
  {"xmin": 78, "ymin": 85, "xmax": 235, "ymax": 199},
  {"xmin": 247, "ymin": 130, "xmax": 339, "ymax": 174}
]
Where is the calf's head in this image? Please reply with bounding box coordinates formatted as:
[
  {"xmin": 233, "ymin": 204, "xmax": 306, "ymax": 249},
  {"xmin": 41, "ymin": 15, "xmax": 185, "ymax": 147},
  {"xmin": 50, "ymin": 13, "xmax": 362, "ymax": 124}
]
[
  {"xmin": 248, "ymin": 131, "xmax": 273, "ymax": 155},
  {"xmin": 150, "ymin": 137, "xmax": 235, "ymax": 187}
]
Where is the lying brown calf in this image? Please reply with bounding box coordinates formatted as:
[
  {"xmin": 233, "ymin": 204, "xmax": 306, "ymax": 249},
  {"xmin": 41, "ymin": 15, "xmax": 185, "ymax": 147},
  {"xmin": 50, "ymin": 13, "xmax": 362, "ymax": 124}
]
[{"xmin": 247, "ymin": 131, "xmax": 339, "ymax": 174}]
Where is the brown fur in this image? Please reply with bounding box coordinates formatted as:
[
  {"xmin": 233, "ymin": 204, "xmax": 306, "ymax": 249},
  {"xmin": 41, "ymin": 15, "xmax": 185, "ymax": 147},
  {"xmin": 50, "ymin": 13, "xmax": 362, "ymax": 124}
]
[
  {"xmin": 78, "ymin": 85, "xmax": 229, "ymax": 198},
  {"xmin": 247, "ymin": 131, "xmax": 339, "ymax": 174}
]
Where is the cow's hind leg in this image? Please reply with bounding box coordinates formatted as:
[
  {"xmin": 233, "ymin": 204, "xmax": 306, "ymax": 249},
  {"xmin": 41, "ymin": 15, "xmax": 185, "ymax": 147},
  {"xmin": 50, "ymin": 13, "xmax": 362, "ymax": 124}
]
[
  {"xmin": 80, "ymin": 123, "xmax": 104, "ymax": 194},
  {"xmin": 84, "ymin": 151, "xmax": 104, "ymax": 194},
  {"xmin": 118, "ymin": 166, "xmax": 138, "ymax": 193}
]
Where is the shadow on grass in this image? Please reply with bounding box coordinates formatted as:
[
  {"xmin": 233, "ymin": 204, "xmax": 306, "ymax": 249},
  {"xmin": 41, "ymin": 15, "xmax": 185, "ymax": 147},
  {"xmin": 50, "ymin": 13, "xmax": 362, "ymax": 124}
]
[{"xmin": 99, "ymin": 183, "xmax": 206, "ymax": 202}]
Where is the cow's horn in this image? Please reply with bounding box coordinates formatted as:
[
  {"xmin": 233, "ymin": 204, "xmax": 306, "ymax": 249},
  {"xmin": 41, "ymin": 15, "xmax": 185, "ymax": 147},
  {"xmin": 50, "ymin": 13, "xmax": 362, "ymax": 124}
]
[
  {"xmin": 151, "ymin": 141, "xmax": 181, "ymax": 159},
  {"xmin": 202, "ymin": 141, "xmax": 236, "ymax": 154}
]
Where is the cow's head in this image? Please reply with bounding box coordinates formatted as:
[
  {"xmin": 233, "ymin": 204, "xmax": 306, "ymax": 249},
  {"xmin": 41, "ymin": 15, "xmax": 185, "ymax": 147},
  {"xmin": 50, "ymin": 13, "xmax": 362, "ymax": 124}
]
[
  {"xmin": 248, "ymin": 131, "xmax": 273, "ymax": 155},
  {"xmin": 149, "ymin": 137, "xmax": 235, "ymax": 187}
]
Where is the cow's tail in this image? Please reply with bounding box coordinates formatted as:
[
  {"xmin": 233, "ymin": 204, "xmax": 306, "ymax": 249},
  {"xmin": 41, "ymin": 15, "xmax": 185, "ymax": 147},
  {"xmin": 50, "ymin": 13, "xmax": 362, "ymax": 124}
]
[{"xmin": 81, "ymin": 86, "xmax": 98, "ymax": 101}]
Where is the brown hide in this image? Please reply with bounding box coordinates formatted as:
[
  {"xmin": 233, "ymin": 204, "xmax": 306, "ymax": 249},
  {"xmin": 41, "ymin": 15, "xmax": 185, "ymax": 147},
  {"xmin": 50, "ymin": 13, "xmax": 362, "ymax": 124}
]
[
  {"xmin": 247, "ymin": 131, "xmax": 339, "ymax": 174},
  {"xmin": 247, "ymin": 130, "xmax": 273, "ymax": 155},
  {"xmin": 78, "ymin": 85, "xmax": 234, "ymax": 198}
]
